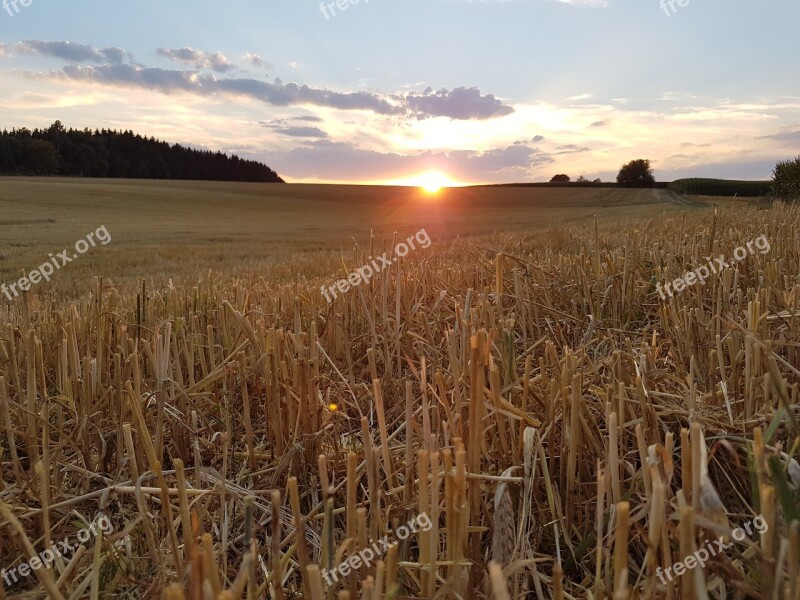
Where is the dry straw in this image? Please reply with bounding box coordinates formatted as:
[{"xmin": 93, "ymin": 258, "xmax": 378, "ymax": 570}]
[{"xmin": 0, "ymin": 202, "xmax": 798, "ymax": 598}]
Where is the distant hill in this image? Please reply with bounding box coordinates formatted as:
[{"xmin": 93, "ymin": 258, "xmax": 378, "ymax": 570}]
[{"xmin": 0, "ymin": 121, "xmax": 284, "ymax": 183}]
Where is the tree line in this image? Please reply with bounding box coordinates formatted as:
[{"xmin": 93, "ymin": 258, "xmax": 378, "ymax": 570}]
[
  {"xmin": 0, "ymin": 121, "xmax": 284, "ymax": 183},
  {"xmin": 550, "ymin": 159, "xmax": 656, "ymax": 186},
  {"xmin": 551, "ymin": 157, "xmax": 800, "ymax": 198}
]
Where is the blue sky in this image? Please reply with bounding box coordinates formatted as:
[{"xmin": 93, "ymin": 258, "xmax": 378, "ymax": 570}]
[{"xmin": 1, "ymin": 0, "xmax": 798, "ymax": 184}]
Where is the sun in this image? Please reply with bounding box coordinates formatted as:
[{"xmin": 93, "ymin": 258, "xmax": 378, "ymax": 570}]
[
  {"xmin": 417, "ymin": 171, "xmax": 451, "ymax": 193},
  {"xmin": 413, "ymin": 171, "xmax": 454, "ymax": 194},
  {"xmin": 382, "ymin": 170, "xmax": 466, "ymax": 192}
]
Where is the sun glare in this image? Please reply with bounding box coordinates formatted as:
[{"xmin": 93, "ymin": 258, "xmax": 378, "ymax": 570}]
[
  {"xmin": 410, "ymin": 171, "xmax": 455, "ymax": 193},
  {"xmin": 380, "ymin": 170, "xmax": 467, "ymax": 192},
  {"xmin": 420, "ymin": 171, "xmax": 449, "ymax": 193}
]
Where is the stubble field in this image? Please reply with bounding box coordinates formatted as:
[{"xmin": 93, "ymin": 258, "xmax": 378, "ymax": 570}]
[{"xmin": 0, "ymin": 178, "xmax": 797, "ymax": 600}]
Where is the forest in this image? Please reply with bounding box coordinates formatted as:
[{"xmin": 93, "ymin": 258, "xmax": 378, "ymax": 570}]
[{"xmin": 0, "ymin": 121, "xmax": 284, "ymax": 183}]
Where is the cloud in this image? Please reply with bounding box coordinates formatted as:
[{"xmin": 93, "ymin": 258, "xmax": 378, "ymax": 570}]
[
  {"xmin": 13, "ymin": 41, "xmax": 514, "ymax": 121},
  {"xmin": 157, "ymin": 47, "xmax": 233, "ymax": 73},
  {"xmin": 55, "ymin": 63, "xmax": 402, "ymax": 115},
  {"xmin": 766, "ymin": 128, "xmax": 800, "ymax": 146},
  {"xmin": 50, "ymin": 60, "xmax": 511, "ymax": 120},
  {"xmin": 218, "ymin": 76, "xmax": 403, "ymax": 114},
  {"xmin": 555, "ymin": 144, "xmax": 591, "ymax": 153},
  {"xmin": 276, "ymin": 126, "xmax": 328, "ymax": 138},
  {"xmin": 242, "ymin": 53, "xmax": 270, "ymax": 68},
  {"xmin": 260, "ymin": 118, "xmax": 328, "ymax": 138},
  {"xmin": 589, "ymin": 120, "xmax": 609, "ymax": 127},
  {"xmin": 61, "ymin": 63, "xmax": 203, "ymax": 93},
  {"xmin": 15, "ymin": 40, "xmax": 129, "ymax": 64},
  {"xmin": 404, "ymin": 87, "xmax": 514, "ymax": 120},
  {"xmin": 255, "ymin": 140, "xmax": 555, "ymax": 183}
]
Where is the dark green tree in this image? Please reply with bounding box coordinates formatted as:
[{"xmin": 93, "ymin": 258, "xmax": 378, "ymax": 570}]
[
  {"xmin": 0, "ymin": 136, "xmax": 23, "ymax": 172},
  {"xmin": 617, "ymin": 159, "xmax": 655, "ymax": 187},
  {"xmin": 22, "ymin": 140, "xmax": 60, "ymax": 174},
  {"xmin": 772, "ymin": 156, "xmax": 800, "ymax": 199}
]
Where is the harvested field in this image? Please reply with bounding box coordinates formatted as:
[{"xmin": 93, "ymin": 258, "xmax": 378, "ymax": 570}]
[{"xmin": 0, "ymin": 179, "xmax": 798, "ymax": 599}]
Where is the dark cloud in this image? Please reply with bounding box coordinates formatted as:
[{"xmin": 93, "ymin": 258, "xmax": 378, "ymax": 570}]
[
  {"xmin": 260, "ymin": 120, "xmax": 329, "ymax": 138},
  {"xmin": 277, "ymin": 126, "xmax": 328, "ymax": 138},
  {"xmin": 20, "ymin": 41, "xmax": 514, "ymax": 120},
  {"xmin": 589, "ymin": 120, "xmax": 609, "ymax": 127},
  {"xmin": 217, "ymin": 77, "xmax": 402, "ymax": 114},
  {"xmin": 16, "ymin": 40, "xmax": 129, "ymax": 64},
  {"xmin": 62, "ymin": 64, "xmax": 202, "ymax": 93},
  {"xmin": 404, "ymin": 87, "xmax": 514, "ymax": 120},
  {"xmin": 55, "ymin": 62, "xmax": 510, "ymax": 120},
  {"xmin": 157, "ymin": 47, "xmax": 233, "ymax": 73},
  {"xmin": 766, "ymin": 129, "xmax": 800, "ymax": 145},
  {"xmin": 260, "ymin": 118, "xmax": 329, "ymax": 138},
  {"xmin": 57, "ymin": 63, "xmax": 402, "ymax": 114},
  {"xmin": 532, "ymin": 135, "xmax": 545, "ymax": 142}
]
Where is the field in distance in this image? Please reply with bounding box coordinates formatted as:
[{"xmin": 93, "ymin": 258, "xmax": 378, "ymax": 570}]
[{"xmin": 0, "ymin": 177, "xmax": 714, "ymax": 291}]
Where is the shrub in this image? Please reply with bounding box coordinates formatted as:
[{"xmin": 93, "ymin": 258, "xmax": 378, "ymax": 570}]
[{"xmin": 772, "ymin": 156, "xmax": 800, "ymax": 199}]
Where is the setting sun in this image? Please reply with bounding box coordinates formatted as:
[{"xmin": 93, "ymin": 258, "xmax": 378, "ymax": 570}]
[
  {"xmin": 386, "ymin": 170, "xmax": 461, "ymax": 192},
  {"xmin": 417, "ymin": 171, "xmax": 452, "ymax": 193}
]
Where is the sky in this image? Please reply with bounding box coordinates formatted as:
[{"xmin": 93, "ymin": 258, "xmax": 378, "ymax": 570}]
[{"xmin": 0, "ymin": 0, "xmax": 798, "ymax": 185}]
